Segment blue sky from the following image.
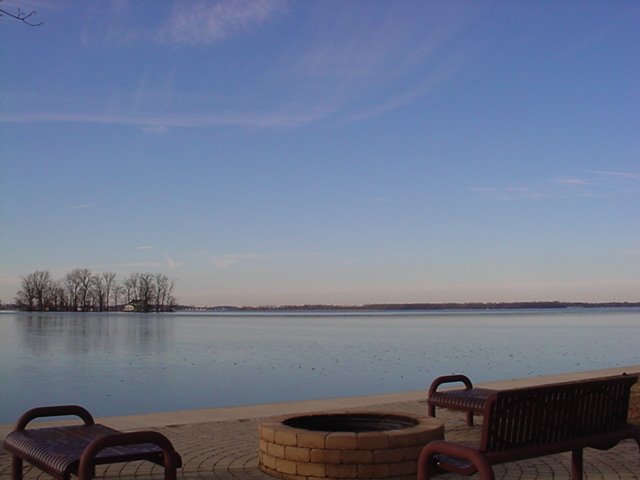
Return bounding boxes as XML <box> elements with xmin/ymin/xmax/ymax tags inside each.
<box><xmin>1</xmin><ymin>0</ymin><xmax>638</xmax><ymax>306</ymax></box>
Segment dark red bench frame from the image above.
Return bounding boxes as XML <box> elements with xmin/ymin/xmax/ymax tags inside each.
<box><xmin>3</xmin><ymin>405</ymin><xmax>182</xmax><ymax>480</ymax></box>
<box><xmin>418</xmin><ymin>373</ymin><xmax>640</xmax><ymax>480</ymax></box>
<box><xmin>427</xmin><ymin>374</ymin><xmax>496</xmax><ymax>426</ymax></box>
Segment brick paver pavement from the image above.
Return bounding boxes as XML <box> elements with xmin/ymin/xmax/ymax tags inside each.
<box><xmin>1</xmin><ymin>399</ymin><xmax>638</xmax><ymax>480</ymax></box>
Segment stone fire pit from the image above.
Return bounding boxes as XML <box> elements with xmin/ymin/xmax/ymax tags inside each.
<box><xmin>258</xmin><ymin>412</ymin><xmax>443</xmax><ymax>480</ymax></box>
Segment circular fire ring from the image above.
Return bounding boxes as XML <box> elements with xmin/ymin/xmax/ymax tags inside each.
<box><xmin>258</xmin><ymin>412</ymin><xmax>443</xmax><ymax>480</ymax></box>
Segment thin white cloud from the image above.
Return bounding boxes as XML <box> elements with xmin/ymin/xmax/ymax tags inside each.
<box><xmin>0</xmin><ymin>4</ymin><xmax>477</xmax><ymax>131</ymax></box>
<box><xmin>290</xmin><ymin>2</ymin><xmax>474</xmax><ymax>123</ymax></box>
<box><xmin>0</xmin><ymin>109</ymin><xmax>328</xmax><ymax>129</ymax></box>
<box><xmin>80</xmin><ymin>0</ymin><xmax>138</xmax><ymax>46</ymax></box>
<box><xmin>592</xmin><ymin>170</ymin><xmax>640</xmax><ymax>180</ymax></box>
<box><xmin>1</xmin><ymin>0</ymin><xmax>49</xmax><ymax>7</ymax></box>
<box><xmin>137</xmin><ymin>245</ymin><xmax>154</xmax><ymax>250</ymax></box>
<box><xmin>141</xmin><ymin>125</ymin><xmax>169</xmax><ymax>134</ymax></box>
<box><xmin>550</xmin><ymin>177</ymin><xmax>593</xmax><ymax>186</ymax></box>
<box><xmin>71</xmin><ymin>203</ymin><xmax>94</xmax><ymax>209</ymax></box>
<box><xmin>472</xmin><ymin>168</ymin><xmax>640</xmax><ymax>201</ymax></box>
<box><xmin>164</xmin><ymin>254</ymin><xmax>181</xmax><ymax>269</ymax></box>
<box><xmin>368</xmin><ymin>197</ymin><xmax>398</xmax><ymax>204</ymax></box>
<box><xmin>287</xmin><ymin>252</ymin><xmax>327</xmax><ymax>258</ymax></box>
<box><xmin>0</xmin><ymin>0</ymin><xmax>50</xmax><ymax>19</ymax></box>
<box><xmin>469</xmin><ymin>186</ymin><xmax>548</xmax><ymax>200</ymax></box>
<box><xmin>210</xmin><ymin>253</ymin><xmax>268</xmax><ymax>269</ymax></box>
<box><xmin>159</xmin><ymin>0</ymin><xmax>287</xmax><ymax>45</ymax></box>
<box><xmin>115</xmin><ymin>262</ymin><xmax>163</xmax><ymax>268</ymax></box>
<box><xmin>1</xmin><ymin>3</ymin><xmax>477</xmax><ymax>132</ymax></box>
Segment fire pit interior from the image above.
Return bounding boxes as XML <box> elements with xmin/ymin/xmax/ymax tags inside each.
<box><xmin>259</xmin><ymin>412</ymin><xmax>443</xmax><ymax>480</ymax></box>
<box><xmin>283</xmin><ymin>413</ymin><xmax>418</xmax><ymax>432</ymax></box>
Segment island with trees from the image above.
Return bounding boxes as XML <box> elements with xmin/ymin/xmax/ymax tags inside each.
<box><xmin>13</xmin><ymin>269</ymin><xmax>175</xmax><ymax>312</ymax></box>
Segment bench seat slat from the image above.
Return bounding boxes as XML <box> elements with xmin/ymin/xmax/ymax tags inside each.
<box><xmin>4</xmin><ymin>424</ymin><xmax>164</xmax><ymax>479</ymax></box>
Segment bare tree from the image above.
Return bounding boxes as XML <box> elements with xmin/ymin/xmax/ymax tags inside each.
<box><xmin>162</xmin><ymin>276</ymin><xmax>176</xmax><ymax>312</ymax></box>
<box><xmin>63</xmin><ymin>271</ymin><xmax>81</xmax><ymax>311</ymax></box>
<box><xmin>123</xmin><ymin>273</ymin><xmax>140</xmax><ymax>304</ymax></box>
<box><xmin>0</xmin><ymin>2</ymin><xmax>43</xmax><ymax>26</ymax></box>
<box><xmin>137</xmin><ymin>272</ymin><xmax>155</xmax><ymax>312</ymax></box>
<box><xmin>64</xmin><ymin>268</ymin><xmax>94</xmax><ymax>311</ymax></box>
<box><xmin>102</xmin><ymin>272</ymin><xmax>116</xmax><ymax>312</ymax></box>
<box><xmin>154</xmin><ymin>273</ymin><xmax>170</xmax><ymax>312</ymax></box>
<box><xmin>51</xmin><ymin>281</ymin><xmax>67</xmax><ymax>311</ymax></box>
<box><xmin>166</xmin><ymin>279</ymin><xmax>176</xmax><ymax>311</ymax></box>
<box><xmin>75</xmin><ymin>268</ymin><xmax>94</xmax><ymax>311</ymax></box>
<box><xmin>92</xmin><ymin>274</ymin><xmax>107</xmax><ymax>312</ymax></box>
<box><xmin>112</xmin><ymin>283</ymin><xmax>125</xmax><ymax>311</ymax></box>
<box><xmin>15</xmin><ymin>270</ymin><xmax>53</xmax><ymax>310</ymax></box>
<box><xmin>15</xmin><ymin>275</ymin><xmax>36</xmax><ymax>311</ymax></box>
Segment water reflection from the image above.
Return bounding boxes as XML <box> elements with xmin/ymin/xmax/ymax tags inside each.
<box><xmin>1</xmin><ymin>309</ymin><xmax>639</xmax><ymax>424</ymax></box>
<box><xmin>17</xmin><ymin>313</ymin><xmax>171</xmax><ymax>355</ymax></box>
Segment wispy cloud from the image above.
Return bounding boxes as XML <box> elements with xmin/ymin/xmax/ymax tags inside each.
<box><xmin>0</xmin><ymin>0</ymin><xmax>50</xmax><ymax>15</ymax></box>
<box><xmin>141</xmin><ymin>125</ymin><xmax>169</xmax><ymax>134</ymax></box>
<box><xmin>159</xmin><ymin>0</ymin><xmax>287</xmax><ymax>45</ymax></box>
<box><xmin>1</xmin><ymin>3</ymin><xmax>475</xmax><ymax>131</ymax></box>
<box><xmin>164</xmin><ymin>254</ymin><xmax>181</xmax><ymax>269</ymax></box>
<box><xmin>473</xmin><ymin>168</ymin><xmax>639</xmax><ymax>201</ymax></box>
<box><xmin>115</xmin><ymin>262</ymin><xmax>163</xmax><ymax>268</ymax></box>
<box><xmin>592</xmin><ymin>169</ymin><xmax>640</xmax><ymax>180</ymax></box>
<box><xmin>550</xmin><ymin>177</ymin><xmax>593</xmax><ymax>186</ymax></box>
<box><xmin>287</xmin><ymin>252</ymin><xmax>327</xmax><ymax>258</ymax></box>
<box><xmin>368</xmin><ymin>197</ymin><xmax>399</xmax><ymax>205</ymax></box>
<box><xmin>290</xmin><ymin>2</ymin><xmax>474</xmax><ymax>122</ymax></box>
<box><xmin>469</xmin><ymin>186</ymin><xmax>548</xmax><ymax>200</ymax></box>
<box><xmin>0</xmin><ymin>109</ymin><xmax>328</xmax><ymax>129</ymax></box>
<box><xmin>81</xmin><ymin>0</ymin><xmax>138</xmax><ymax>46</ymax></box>
<box><xmin>136</xmin><ymin>245</ymin><xmax>154</xmax><ymax>251</ymax></box>
<box><xmin>71</xmin><ymin>203</ymin><xmax>94</xmax><ymax>209</ymax></box>
<box><xmin>344</xmin><ymin>57</ymin><xmax>464</xmax><ymax>123</ymax></box>
<box><xmin>209</xmin><ymin>253</ymin><xmax>268</xmax><ymax>268</ymax></box>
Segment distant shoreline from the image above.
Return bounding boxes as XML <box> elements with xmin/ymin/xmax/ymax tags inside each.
<box><xmin>176</xmin><ymin>301</ymin><xmax>640</xmax><ymax>312</ymax></box>
<box><xmin>3</xmin><ymin>301</ymin><xmax>639</xmax><ymax>313</ymax></box>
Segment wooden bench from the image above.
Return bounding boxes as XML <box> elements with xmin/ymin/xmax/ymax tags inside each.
<box><xmin>427</xmin><ymin>374</ymin><xmax>496</xmax><ymax>426</ymax></box>
<box><xmin>418</xmin><ymin>373</ymin><xmax>640</xmax><ymax>480</ymax></box>
<box><xmin>3</xmin><ymin>405</ymin><xmax>182</xmax><ymax>480</ymax></box>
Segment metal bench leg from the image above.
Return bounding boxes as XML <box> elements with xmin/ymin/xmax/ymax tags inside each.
<box><xmin>164</xmin><ymin>464</ymin><xmax>177</xmax><ymax>480</ymax></box>
<box><xmin>466</xmin><ymin>410</ymin><xmax>474</xmax><ymax>426</ymax></box>
<box><xmin>11</xmin><ymin>456</ymin><xmax>23</xmax><ymax>480</ymax></box>
<box><xmin>571</xmin><ymin>448</ymin><xmax>583</xmax><ymax>480</ymax></box>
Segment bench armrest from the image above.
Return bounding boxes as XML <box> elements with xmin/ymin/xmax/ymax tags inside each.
<box><xmin>78</xmin><ymin>431</ymin><xmax>181</xmax><ymax>480</ymax></box>
<box><xmin>428</xmin><ymin>374</ymin><xmax>473</xmax><ymax>398</ymax></box>
<box><xmin>15</xmin><ymin>405</ymin><xmax>95</xmax><ymax>430</ymax></box>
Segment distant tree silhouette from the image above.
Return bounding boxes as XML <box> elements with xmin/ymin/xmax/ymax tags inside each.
<box><xmin>15</xmin><ymin>269</ymin><xmax>177</xmax><ymax>312</ymax></box>
<box><xmin>15</xmin><ymin>271</ymin><xmax>53</xmax><ymax>311</ymax></box>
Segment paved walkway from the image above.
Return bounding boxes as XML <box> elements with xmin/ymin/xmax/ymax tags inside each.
<box><xmin>2</xmin><ymin>366</ymin><xmax>639</xmax><ymax>479</ymax></box>
<box><xmin>2</xmin><ymin>400</ymin><xmax>639</xmax><ymax>480</ymax></box>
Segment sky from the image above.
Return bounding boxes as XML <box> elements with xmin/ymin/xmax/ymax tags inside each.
<box><xmin>0</xmin><ymin>1</ymin><xmax>638</xmax><ymax>307</ymax></box>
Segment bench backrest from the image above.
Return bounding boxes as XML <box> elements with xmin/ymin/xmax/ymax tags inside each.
<box><xmin>480</xmin><ymin>374</ymin><xmax>636</xmax><ymax>453</ymax></box>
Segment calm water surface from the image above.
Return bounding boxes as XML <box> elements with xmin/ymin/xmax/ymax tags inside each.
<box><xmin>1</xmin><ymin>308</ymin><xmax>639</xmax><ymax>424</ymax></box>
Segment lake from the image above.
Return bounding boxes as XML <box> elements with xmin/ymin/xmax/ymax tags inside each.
<box><xmin>1</xmin><ymin>308</ymin><xmax>639</xmax><ymax>424</ymax></box>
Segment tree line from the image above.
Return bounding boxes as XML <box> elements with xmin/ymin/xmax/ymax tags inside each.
<box><xmin>15</xmin><ymin>269</ymin><xmax>176</xmax><ymax>312</ymax></box>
